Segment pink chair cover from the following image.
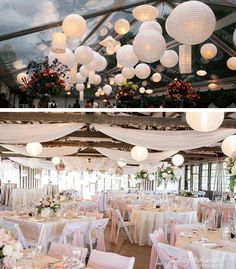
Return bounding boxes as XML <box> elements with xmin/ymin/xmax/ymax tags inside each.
<box><xmin>87</xmin><ymin>249</ymin><xmax>135</xmax><ymax>269</ymax></box>
<box><xmin>110</xmin><ymin>210</ymin><xmax>119</xmax><ymax>243</ymax></box>
<box><xmin>221</xmin><ymin>204</ymin><xmax>235</xmax><ymax>224</ymax></box>
<box><xmin>157</xmin><ymin>243</ymin><xmax>197</xmax><ymax>269</ymax></box>
<box><xmin>149</xmin><ymin>228</ymin><xmax>166</xmax><ymax>269</ymax></box>
<box><xmin>206</xmin><ymin>209</ymin><xmax>216</xmax><ymax>229</ymax></box>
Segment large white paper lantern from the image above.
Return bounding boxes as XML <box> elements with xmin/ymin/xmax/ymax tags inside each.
<box><xmin>139</xmin><ymin>21</ymin><xmax>162</xmax><ymax>34</ymax></box>
<box><xmin>52</xmin><ymin>156</ymin><xmax>61</xmax><ymax>165</ymax></box>
<box><xmin>227</xmin><ymin>57</ymin><xmax>236</xmax><ymax>71</ymax></box>
<box><xmin>114</xmin><ymin>19</ymin><xmax>130</xmax><ymax>35</ymax></box>
<box><xmin>200</xmin><ymin>43</ymin><xmax>217</xmax><ymax>59</ymax></box>
<box><xmin>28</xmin><ymin>158</ymin><xmax>40</xmax><ymax>169</ymax></box>
<box><xmin>75</xmin><ymin>83</ymin><xmax>85</xmax><ymax>92</ymax></box>
<box><xmin>131</xmin><ymin>146</ymin><xmax>148</xmax><ymax>162</ymax></box>
<box><xmin>160</xmin><ymin>50</ymin><xmax>179</xmax><ymax>68</ymax></box>
<box><xmin>103</xmin><ymin>85</ymin><xmax>112</xmax><ymax>95</ymax></box>
<box><xmin>221</xmin><ymin>135</ymin><xmax>236</xmax><ymax>157</ymax></box>
<box><xmin>80</xmin><ymin>66</ymin><xmax>89</xmax><ymax>77</ymax></box>
<box><xmin>122</xmin><ymin>67</ymin><xmax>135</xmax><ymax>79</ymax></box>
<box><xmin>172</xmin><ymin>154</ymin><xmax>184</xmax><ymax>166</ymax></box>
<box><xmin>117</xmin><ymin>161</ymin><xmax>126</xmax><ymax>167</ymax></box>
<box><xmin>165</xmin><ymin>1</ymin><xmax>216</xmax><ymax>45</ymax></box>
<box><xmin>133</xmin><ymin>30</ymin><xmax>166</xmax><ymax>63</ymax></box>
<box><xmin>179</xmin><ymin>45</ymin><xmax>192</xmax><ymax>74</ymax></box>
<box><xmin>76</xmin><ymin>72</ymin><xmax>86</xmax><ymax>83</ymax></box>
<box><xmin>74</xmin><ymin>46</ymin><xmax>93</xmax><ymax>65</ymax></box>
<box><xmin>51</xmin><ymin>32</ymin><xmax>67</xmax><ymax>53</ymax></box>
<box><xmin>114</xmin><ymin>74</ymin><xmax>126</xmax><ymax>85</ymax></box>
<box><xmin>152</xmin><ymin>73</ymin><xmax>161</xmax><ymax>82</ymax></box>
<box><xmin>116</xmin><ymin>45</ymin><xmax>139</xmax><ymax>67</ymax></box>
<box><xmin>233</xmin><ymin>29</ymin><xmax>236</xmax><ymax>46</ymax></box>
<box><xmin>186</xmin><ymin>111</ymin><xmax>224</xmax><ymax>132</ymax></box>
<box><xmin>132</xmin><ymin>5</ymin><xmax>159</xmax><ymax>21</ymax></box>
<box><xmin>26</xmin><ymin>142</ymin><xmax>43</xmax><ymax>156</ymax></box>
<box><xmin>135</xmin><ymin>63</ymin><xmax>151</xmax><ymax>79</ymax></box>
<box><xmin>48</xmin><ymin>48</ymin><xmax>76</xmax><ymax>68</ymax></box>
<box><xmin>84</xmin><ymin>52</ymin><xmax>107</xmax><ymax>72</ymax></box>
<box><xmin>16</xmin><ymin>73</ymin><xmax>29</xmax><ymax>86</ymax></box>
<box><xmin>62</xmin><ymin>14</ymin><xmax>87</xmax><ymax>38</ymax></box>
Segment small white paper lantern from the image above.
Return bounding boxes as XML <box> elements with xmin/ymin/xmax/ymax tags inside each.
<box><xmin>135</xmin><ymin>63</ymin><xmax>151</xmax><ymax>79</ymax></box>
<box><xmin>152</xmin><ymin>73</ymin><xmax>161</xmax><ymax>82</ymax></box>
<box><xmin>117</xmin><ymin>161</ymin><xmax>127</xmax><ymax>167</ymax></box>
<box><xmin>145</xmin><ymin>89</ymin><xmax>153</xmax><ymax>94</ymax></box>
<box><xmin>116</xmin><ymin>45</ymin><xmax>139</xmax><ymax>67</ymax></box>
<box><xmin>208</xmin><ymin>82</ymin><xmax>218</xmax><ymax>90</ymax></box>
<box><xmin>28</xmin><ymin>158</ymin><xmax>40</xmax><ymax>169</ymax></box>
<box><xmin>122</xmin><ymin>67</ymin><xmax>135</xmax><ymax>79</ymax></box>
<box><xmin>51</xmin><ymin>32</ymin><xmax>67</xmax><ymax>53</ymax></box>
<box><xmin>132</xmin><ymin>5</ymin><xmax>159</xmax><ymax>21</ymax></box>
<box><xmin>16</xmin><ymin>73</ymin><xmax>29</xmax><ymax>86</ymax></box>
<box><xmin>165</xmin><ymin>1</ymin><xmax>216</xmax><ymax>45</ymax></box>
<box><xmin>110</xmin><ymin>78</ymin><xmax>115</xmax><ymax>85</ymax></box>
<box><xmin>48</xmin><ymin>48</ymin><xmax>76</xmax><ymax>68</ymax></box>
<box><xmin>221</xmin><ymin>135</ymin><xmax>236</xmax><ymax>157</ymax></box>
<box><xmin>160</xmin><ymin>50</ymin><xmax>179</xmax><ymax>68</ymax></box>
<box><xmin>114</xmin><ymin>74</ymin><xmax>126</xmax><ymax>85</ymax></box>
<box><xmin>95</xmin><ymin>91</ymin><xmax>100</xmax><ymax>97</ymax></box>
<box><xmin>114</xmin><ymin>19</ymin><xmax>130</xmax><ymax>35</ymax></box>
<box><xmin>233</xmin><ymin>29</ymin><xmax>236</xmax><ymax>46</ymax></box>
<box><xmin>186</xmin><ymin>111</ymin><xmax>224</xmax><ymax>132</ymax></box>
<box><xmin>139</xmin><ymin>87</ymin><xmax>146</xmax><ymax>94</ymax></box>
<box><xmin>52</xmin><ymin>156</ymin><xmax>61</xmax><ymax>165</ymax></box>
<box><xmin>76</xmin><ymin>72</ymin><xmax>86</xmax><ymax>83</ymax></box>
<box><xmin>172</xmin><ymin>154</ymin><xmax>184</xmax><ymax>166</ymax></box>
<box><xmin>74</xmin><ymin>46</ymin><xmax>93</xmax><ymax>65</ymax></box>
<box><xmin>139</xmin><ymin>21</ymin><xmax>162</xmax><ymax>34</ymax></box>
<box><xmin>227</xmin><ymin>57</ymin><xmax>236</xmax><ymax>71</ymax></box>
<box><xmin>93</xmin><ymin>74</ymin><xmax>102</xmax><ymax>85</ymax></box>
<box><xmin>196</xmin><ymin>70</ymin><xmax>207</xmax><ymax>76</ymax></box>
<box><xmin>131</xmin><ymin>146</ymin><xmax>148</xmax><ymax>162</ymax></box>
<box><xmin>62</xmin><ymin>14</ymin><xmax>87</xmax><ymax>38</ymax></box>
<box><xmin>26</xmin><ymin>142</ymin><xmax>43</xmax><ymax>156</ymax></box>
<box><xmin>133</xmin><ymin>30</ymin><xmax>166</xmax><ymax>63</ymax></box>
<box><xmin>80</xmin><ymin>66</ymin><xmax>89</xmax><ymax>77</ymax></box>
<box><xmin>200</xmin><ymin>43</ymin><xmax>217</xmax><ymax>59</ymax></box>
<box><xmin>179</xmin><ymin>44</ymin><xmax>192</xmax><ymax>74</ymax></box>
<box><xmin>103</xmin><ymin>85</ymin><xmax>112</xmax><ymax>95</ymax></box>
<box><xmin>76</xmin><ymin>83</ymin><xmax>85</xmax><ymax>92</ymax></box>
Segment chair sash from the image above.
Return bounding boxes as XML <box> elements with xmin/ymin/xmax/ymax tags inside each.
<box><xmin>96</xmin><ymin>224</ymin><xmax>106</xmax><ymax>251</ymax></box>
<box><xmin>72</xmin><ymin>229</ymin><xmax>85</xmax><ymax>248</ymax></box>
<box><xmin>110</xmin><ymin>212</ymin><xmax>118</xmax><ymax>243</ymax></box>
<box><xmin>158</xmin><ymin>247</ymin><xmax>179</xmax><ymax>269</ymax></box>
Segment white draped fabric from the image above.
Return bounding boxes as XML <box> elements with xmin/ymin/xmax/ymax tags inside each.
<box><xmin>94</xmin><ymin>147</ymin><xmax>177</xmax><ymax>165</ymax></box>
<box><xmin>92</xmin><ymin>124</ymin><xmax>236</xmax><ymax>150</ymax></box>
<box><xmin>0</xmin><ymin>123</ymin><xmax>84</xmax><ymax>143</ymax></box>
<box><xmin>2</xmin><ymin>145</ymin><xmax>79</xmax><ymax>157</ymax></box>
<box><xmin>9</xmin><ymin>157</ymin><xmax>55</xmax><ymax>170</ymax></box>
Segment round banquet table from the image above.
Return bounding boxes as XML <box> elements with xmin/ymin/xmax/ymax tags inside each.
<box><xmin>130</xmin><ymin>208</ymin><xmax>198</xmax><ymax>246</ymax></box>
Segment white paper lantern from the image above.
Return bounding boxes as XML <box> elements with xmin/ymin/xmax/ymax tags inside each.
<box><xmin>139</xmin><ymin>21</ymin><xmax>162</xmax><ymax>34</ymax></box>
<box><xmin>179</xmin><ymin>45</ymin><xmax>192</xmax><ymax>74</ymax></box>
<box><xmin>51</xmin><ymin>32</ymin><xmax>67</xmax><ymax>53</ymax></box>
<box><xmin>75</xmin><ymin>83</ymin><xmax>85</xmax><ymax>92</ymax></box>
<box><xmin>110</xmin><ymin>78</ymin><xmax>115</xmax><ymax>85</ymax></box>
<box><xmin>92</xmin><ymin>74</ymin><xmax>102</xmax><ymax>85</ymax></box>
<box><xmin>116</xmin><ymin>45</ymin><xmax>139</xmax><ymax>67</ymax></box>
<box><xmin>67</xmin><ymin>37</ymin><xmax>80</xmax><ymax>51</ymax></box>
<box><xmin>160</xmin><ymin>50</ymin><xmax>179</xmax><ymax>68</ymax></box>
<box><xmin>103</xmin><ymin>85</ymin><xmax>112</xmax><ymax>95</ymax></box>
<box><xmin>233</xmin><ymin>29</ymin><xmax>236</xmax><ymax>46</ymax></box>
<box><xmin>172</xmin><ymin>154</ymin><xmax>184</xmax><ymax>166</ymax></box>
<box><xmin>26</xmin><ymin>142</ymin><xmax>43</xmax><ymax>156</ymax></box>
<box><xmin>62</xmin><ymin>14</ymin><xmax>87</xmax><ymax>38</ymax></box>
<box><xmin>117</xmin><ymin>161</ymin><xmax>127</xmax><ymax>167</ymax></box>
<box><xmin>66</xmin><ymin>64</ymin><xmax>77</xmax><ymax>84</ymax></box>
<box><xmin>196</xmin><ymin>70</ymin><xmax>207</xmax><ymax>76</ymax></box>
<box><xmin>114</xmin><ymin>74</ymin><xmax>126</xmax><ymax>85</ymax></box>
<box><xmin>227</xmin><ymin>57</ymin><xmax>236</xmax><ymax>70</ymax></box>
<box><xmin>221</xmin><ymin>135</ymin><xmax>236</xmax><ymax>157</ymax></box>
<box><xmin>145</xmin><ymin>89</ymin><xmax>153</xmax><ymax>94</ymax></box>
<box><xmin>133</xmin><ymin>30</ymin><xmax>166</xmax><ymax>63</ymax></box>
<box><xmin>96</xmin><ymin>56</ymin><xmax>107</xmax><ymax>72</ymax></box>
<box><xmin>165</xmin><ymin>1</ymin><xmax>216</xmax><ymax>45</ymax></box>
<box><xmin>84</xmin><ymin>52</ymin><xmax>107</xmax><ymax>71</ymax></box>
<box><xmin>139</xmin><ymin>87</ymin><xmax>146</xmax><ymax>94</ymax></box>
<box><xmin>200</xmin><ymin>43</ymin><xmax>217</xmax><ymax>59</ymax></box>
<box><xmin>114</xmin><ymin>19</ymin><xmax>130</xmax><ymax>35</ymax></box>
<box><xmin>132</xmin><ymin>5</ymin><xmax>159</xmax><ymax>21</ymax></box>
<box><xmin>208</xmin><ymin>83</ymin><xmax>218</xmax><ymax>90</ymax></box>
<box><xmin>135</xmin><ymin>63</ymin><xmax>151</xmax><ymax>79</ymax></box>
<box><xmin>122</xmin><ymin>67</ymin><xmax>135</xmax><ymax>79</ymax></box>
<box><xmin>152</xmin><ymin>72</ymin><xmax>161</xmax><ymax>82</ymax></box>
<box><xmin>16</xmin><ymin>73</ymin><xmax>29</xmax><ymax>86</ymax></box>
<box><xmin>28</xmin><ymin>158</ymin><xmax>40</xmax><ymax>169</ymax></box>
<box><xmin>80</xmin><ymin>66</ymin><xmax>89</xmax><ymax>77</ymax></box>
<box><xmin>95</xmin><ymin>91</ymin><xmax>100</xmax><ymax>97</ymax></box>
<box><xmin>106</xmin><ymin>46</ymin><xmax>116</xmax><ymax>55</ymax></box>
<box><xmin>131</xmin><ymin>146</ymin><xmax>148</xmax><ymax>162</ymax></box>
<box><xmin>74</xmin><ymin>46</ymin><xmax>93</xmax><ymax>65</ymax></box>
<box><xmin>100</xmin><ymin>27</ymin><xmax>108</xmax><ymax>37</ymax></box>
<box><xmin>48</xmin><ymin>48</ymin><xmax>76</xmax><ymax>68</ymax></box>
<box><xmin>52</xmin><ymin>156</ymin><xmax>61</xmax><ymax>165</ymax></box>
<box><xmin>76</xmin><ymin>72</ymin><xmax>86</xmax><ymax>83</ymax></box>
<box><xmin>186</xmin><ymin>111</ymin><xmax>224</xmax><ymax>132</ymax></box>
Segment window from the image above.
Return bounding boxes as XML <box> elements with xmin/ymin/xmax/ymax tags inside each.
<box><xmin>192</xmin><ymin>165</ymin><xmax>199</xmax><ymax>191</ymax></box>
<box><xmin>201</xmin><ymin>164</ymin><xmax>208</xmax><ymax>190</ymax></box>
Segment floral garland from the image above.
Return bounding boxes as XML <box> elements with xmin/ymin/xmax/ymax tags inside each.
<box><xmin>225</xmin><ymin>157</ymin><xmax>236</xmax><ymax>191</ymax></box>
<box><xmin>156</xmin><ymin>165</ymin><xmax>177</xmax><ymax>186</ymax></box>
<box><xmin>0</xmin><ymin>227</ymin><xmax>22</xmax><ymax>267</ymax></box>
<box><xmin>26</xmin><ymin>58</ymin><xmax>69</xmax><ymax>96</ymax></box>
<box><xmin>166</xmin><ymin>79</ymin><xmax>200</xmax><ymax>101</ymax></box>
<box><xmin>116</xmin><ymin>81</ymin><xmax>138</xmax><ymax>99</ymax></box>
<box><xmin>35</xmin><ymin>197</ymin><xmax>61</xmax><ymax>215</ymax></box>
<box><xmin>135</xmin><ymin>169</ymin><xmax>149</xmax><ymax>181</ymax></box>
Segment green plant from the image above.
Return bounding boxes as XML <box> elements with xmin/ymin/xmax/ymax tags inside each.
<box><xmin>135</xmin><ymin>169</ymin><xmax>149</xmax><ymax>181</ymax></box>
<box><xmin>156</xmin><ymin>165</ymin><xmax>177</xmax><ymax>186</ymax></box>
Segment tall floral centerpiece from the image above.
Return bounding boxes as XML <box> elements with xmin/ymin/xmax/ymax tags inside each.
<box><xmin>225</xmin><ymin>157</ymin><xmax>236</xmax><ymax>191</ymax></box>
<box><xmin>0</xmin><ymin>227</ymin><xmax>22</xmax><ymax>267</ymax></box>
<box><xmin>135</xmin><ymin>169</ymin><xmax>149</xmax><ymax>182</ymax></box>
<box><xmin>156</xmin><ymin>165</ymin><xmax>177</xmax><ymax>188</ymax></box>
<box><xmin>36</xmin><ymin>197</ymin><xmax>61</xmax><ymax>218</ymax></box>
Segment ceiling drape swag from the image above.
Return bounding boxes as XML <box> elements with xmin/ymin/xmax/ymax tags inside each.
<box><xmin>9</xmin><ymin>157</ymin><xmax>55</xmax><ymax>170</ymax></box>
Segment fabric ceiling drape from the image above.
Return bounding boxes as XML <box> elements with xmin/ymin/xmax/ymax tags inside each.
<box><xmin>9</xmin><ymin>157</ymin><xmax>55</xmax><ymax>170</ymax></box>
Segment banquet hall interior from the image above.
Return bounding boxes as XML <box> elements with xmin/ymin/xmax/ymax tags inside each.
<box><xmin>0</xmin><ymin>0</ymin><xmax>235</xmax><ymax>108</ymax></box>
<box><xmin>0</xmin><ymin>111</ymin><xmax>235</xmax><ymax>269</ymax></box>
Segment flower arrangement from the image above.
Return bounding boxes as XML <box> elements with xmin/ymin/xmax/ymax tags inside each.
<box><xmin>166</xmin><ymin>79</ymin><xmax>200</xmax><ymax>101</ymax></box>
<box><xmin>26</xmin><ymin>58</ymin><xmax>69</xmax><ymax>96</ymax></box>
<box><xmin>35</xmin><ymin>197</ymin><xmax>61</xmax><ymax>215</ymax></box>
<box><xmin>156</xmin><ymin>165</ymin><xmax>177</xmax><ymax>186</ymax></box>
<box><xmin>57</xmin><ymin>191</ymin><xmax>72</xmax><ymax>202</ymax></box>
<box><xmin>0</xmin><ymin>227</ymin><xmax>22</xmax><ymax>267</ymax></box>
<box><xmin>225</xmin><ymin>157</ymin><xmax>236</xmax><ymax>191</ymax></box>
<box><xmin>116</xmin><ymin>81</ymin><xmax>138</xmax><ymax>99</ymax></box>
<box><xmin>135</xmin><ymin>169</ymin><xmax>149</xmax><ymax>181</ymax></box>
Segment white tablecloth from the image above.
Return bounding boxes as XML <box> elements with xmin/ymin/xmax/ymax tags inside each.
<box><xmin>12</xmin><ymin>189</ymin><xmax>44</xmax><ymax>209</ymax></box>
<box><xmin>130</xmin><ymin>208</ymin><xmax>198</xmax><ymax>246</ymax></box>
<box><xmin>176</xmin><ymin>197</ymin><xmax>210</xmax><ymax>210</ymax></box>
<box><xmin>176</xmin><ymin>230</ymin><xmax>236</xmax><ymax>269</ymax></box>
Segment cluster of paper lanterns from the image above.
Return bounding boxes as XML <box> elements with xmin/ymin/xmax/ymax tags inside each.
<box><xmin>95</xmin><ymin>85</ymin><xmax>112</xmax><ymax>97</ymax></box>
<box><xmin>139</xmin><ymin>87</ymin><xmax>153</xmax><ymax>95</ymax></box>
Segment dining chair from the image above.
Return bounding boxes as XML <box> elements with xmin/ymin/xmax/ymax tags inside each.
<box><xmin>157</xmin><ymin>242</ymin><xmax>197</xmax><ymax>269</ymax></box>
<box><xmin>149</xmin><ymin>228</ymin><xmax>166</xmax><ymax>269</ymax></box>
<box><xmin>59</xmin><ymin>220</ymin><xmax>89</xmax><ymax>248</ymax></box>
<box><xmin>87</xmin><ymin>249</ymin><xmax>135</xmax><ymax>269</ymax></box>
<box><xmin>48</xmin><ymin>242</ymin><xmax>88</xmax><ymax>263</ymax></box>
<box><xmin>221</xmin><ymin>204</ymin><xmax>235</xmax><ymax>225</ymax></box>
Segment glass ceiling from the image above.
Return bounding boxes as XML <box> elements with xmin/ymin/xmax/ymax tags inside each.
<box><xmin>0</xmin><ymin>0</ymin><xmax>235</xmax><ymax>93</ymax></box>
